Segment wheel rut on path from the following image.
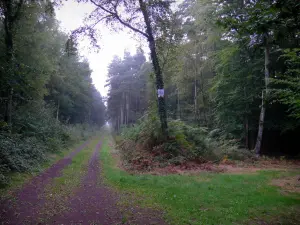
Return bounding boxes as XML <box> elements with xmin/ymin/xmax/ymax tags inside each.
<box><xmin>49</xmin><ymin>141</ymin><xmax>122</xmax><ymax>224</ymax></box>
<box><xmin>50</xmin><ymin>140</ymin><xmax>166</xmax><ymax>225</ymax></box>
<box><xmin>0</xmin><ymin>141</ymin><xmax>90</xmax><ymax>224</ymax></box>
<box><xmin>1</xmin><ymin>138</ymin><xmax>166</xmax><ymax>225</ymax></box>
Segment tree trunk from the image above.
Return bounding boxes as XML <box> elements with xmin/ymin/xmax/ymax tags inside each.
<box><xmin>194</xmin><ymin>74</ymin><xmax>197</xmax><ymax>122</ymax></box>
<box><xmin>177</xmin><ymin>89</ymin><xmax>180</xmax><ymax>120</ymax></box>
<box><xmin>245</xmin><ymin>116</ymin><xmax>249</xmax><ymax>149</ymax></box>
<box><xmin>120</xmin><ymin>93</ymin><xmax>124</xmax><ymax>126</ymax></box>
<box><xmin>116</xmin><ymin>117</ymin><xmax>118</xmax><ymax>131</ymax></box>
<box><xmin>8</xmin><ymin>88</ymin><xmax>13</xmax><ymax>127</ymax></box>
<box><xmin>138</xmin><ymin>0</ymin><xmax>168</xmax><ymax>136</ymax></box>
<box><xmin>3</xmin><ymin>0</ymin><xmax>14</xmax><ymax>126</ymax></box>
<box><xmin>254</xmin><ymin>36</ymin><xmax>270</xmax><ymax>155</ymax></box>
<box><xmin>56</xmin><ymin>99</ymin><xmax>60</xmax><ymax>121</ymax></box>
<box><xmin>199</xmin><ymin>71</ymin><xmax>208</xmax><ymax>126</ymax></box>
<box><xmin>255</xmin><ymin>94</ymin><xmax>265</xmax><ymax>154</ymax></box>
<box><xmin>2</xmin><ymin>0</ymin><xmax>23</xmax><ymax>127</ymax></box>
<box><xmin>123</xmin><ymin>93</ymin><xmax>127</xmax><ymax>125</ymax></box>
<box><xmin>135</xmin><ymin>95</ymin><xmax>138</xmax><ymax>117</ymax></box>
<box><xmin>244</xmin><ymin>86</ymin><xmax>249</xmax><ymax>149</ymax></box>
<box><xmin>126</xmin><ymin>93</ymin><xmax>130</xmax><ymax>125</ymax></box>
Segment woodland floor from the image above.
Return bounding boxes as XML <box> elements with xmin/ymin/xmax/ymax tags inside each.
<box><xmin>0</xmin><ymin>128</ymin><xmax>300</xmax><ymax>225</ymax></box>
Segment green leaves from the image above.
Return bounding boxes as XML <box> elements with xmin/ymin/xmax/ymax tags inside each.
<box><xmin>270</xmin><ymin>49</ymin><xmax>300</xmax><ymax>124</ymax></box>
<box><xmin>106</xmin><ymin>51</ymin><xmax>149</xmax><ymax>131</ymax></box>
<box><xmin>0</xmin><ymin>1</ymin><xmax>106</xmax><ymax>185</ymax></box>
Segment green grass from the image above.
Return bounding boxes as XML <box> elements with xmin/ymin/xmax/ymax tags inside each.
<box><xmin>45</xmin><ymin>137</ymin><xmax>101</xmax><ymax>198</ymax></box>
<box><xmin>46</xmin><ymin>139</ymin><xmax>97</xmax><ymax>195</ymax></box>
<box><xmin>101</xmin><ymin>135</ymin><xmax>300</xmax><ymax>225</ymax></box>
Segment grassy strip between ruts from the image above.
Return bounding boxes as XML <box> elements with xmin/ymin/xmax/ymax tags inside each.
<box><xmin>100</xmin><ymin>134</ymin><xmax>300</xmax><ymax>225</ymax></box>
<box><xmin>0</xmin><ymin>139</ymin><xmax>90</xmax><ymax>198</ymax></box>
<box><xmin>37</xmin><ymin>137</ymin><xmax>102</xmax><ymax>223</ymax></box>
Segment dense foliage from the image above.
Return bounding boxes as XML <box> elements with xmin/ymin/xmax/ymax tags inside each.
<box><xmin>106</xmin><ymin>50</ymin><xmax>151</xmax><ymax>131</ymax></box>
<box><xmin>1</xmin><ymin>0</ymin><xmax>299</xmax><ymax>182</ymax></box>
<box><xmin>0</xmin><ymin>1</ymin><xmax>106</xmax><ymax>185</ymax></box>
<box><xmin>106</xmin><ymin>0</ymin><xmax>300</xmax><ymax>163</ymax></box>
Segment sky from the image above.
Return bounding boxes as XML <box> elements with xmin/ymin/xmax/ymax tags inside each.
<box><xmin>55</xmin><ymin>1</ymin><xmax>146</xmax><ymax>97</ymax></box>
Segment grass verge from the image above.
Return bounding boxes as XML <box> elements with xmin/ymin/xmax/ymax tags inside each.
<box><xmin>101</xmin><ymin>134</ymin><xmax>300</xmax><ymax>225</ymax></box>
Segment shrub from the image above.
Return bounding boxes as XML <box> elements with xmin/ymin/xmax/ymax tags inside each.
<box><xmin>13</xmin><ymin>102</ymin><xmax>71</xmax><ymax>148</ymax></box>
<box><xmin>66</xmin><ymin>123</ymin><xmax>97</xmax><ymax>142</ymax></box>
<box><xmin>0</xmin><ymin>133</ymin><xmax>47</xmax><ymax>185</ymax></box>
<box><xmin>213</xmin><ymin>141</ymin><xmax>255</xmax><ymax>161</ymax></box>
<box><xmin>120</xmin><ymin>124</ymin><xmax>143</xmax><ymax>142</ymax></box>
<box><xmin>121</xmin><ymin>111</ymin><xmax>163</xmax><ymax>147</ymax></box>
<box><xmin>119</xmin><ymin>116</ymin><xmax>255</xmax><ymax>169</ymax></box>
<box><xmin>120</xmin><ymin>118</ymin><xmax>212</xmax><ymax>166</ymax></box>
<box><xmin>0</xmin><ymin>101</ymin><xmax>99</xmax><ymax>186</ymax></box>
<box><xmin>168</xmin><ymin>120</ymin><xmax>210</xmax><ymax>158</ymax></box>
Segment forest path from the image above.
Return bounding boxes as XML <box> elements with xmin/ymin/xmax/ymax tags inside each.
<box><xmin>0</xmin><ymin>133</ymin><xmax>165</xmax><ymax>225</ymax></box>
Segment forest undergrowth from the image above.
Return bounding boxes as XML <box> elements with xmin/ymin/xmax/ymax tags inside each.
<box><xmin>116</xmin><ymin>111</ymin><xmax>300</xmax><ymax>174</ymax></box>
<box><xmin>117</xmin><ymin>111</ymin><xmax>252</xmax><ymax>171</ymax></box>
<box><xmin>0</xmin><ymin>102</ymin><xmax>101</xmax><ymax>187</ymax></box>
<box><xmin>103</xmin><ymin>130</ymin><xmax>300</xmax><ymax>225</ymax></box>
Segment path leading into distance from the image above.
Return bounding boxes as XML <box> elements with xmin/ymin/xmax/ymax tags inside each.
<box><xmin>0</xmin><ymin>135</ymin><xmax>165</xmax><ymax>225</ymax></box>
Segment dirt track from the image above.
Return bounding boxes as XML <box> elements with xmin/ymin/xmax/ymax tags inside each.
<box><xmin>0</xmin><ymin>138</ymin><xmax>165</xmax><ymax>225</ymax></box>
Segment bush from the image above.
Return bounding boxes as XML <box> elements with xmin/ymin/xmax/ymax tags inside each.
<box><xmin>119</xmin><ymin>118</ymin><xmax>211</xmax><ymax>166</ymax></box>
<box><xmin>0</xmin><ymin>133</ymin><xmax>47</xmax><ymax>185</ymax></box>
<box><xmin>212</xmin><ymin>140</ymin><xmax>255</xmax><ymax>161</ymax></box>
<box><xmin>13</xmin><ymin>102</ymin><xmax>71</xmax><ymax>148</ymax></box>
<box><xmin>0</xmin><ymin>101</ymin><xmax>99</xmax><ymax>186</ymax></box>
<box><xmin>121</xmin><ymin>111</ymin><xmax>163</xmax><ymax>147</ymax></box>
<box><xmin>120</xmin><ymin>124</ymin><xmax>143</xmax><ymax>142</ymax></box>
<box><xmin>168</xmin><ymin>120</ymin><xmax>210</xmax><ymax>158</ymax></box>
<box><xmin>119</xmin><ymin>117</ymin><xmax>255</xmax><ymax>169</ymax></box>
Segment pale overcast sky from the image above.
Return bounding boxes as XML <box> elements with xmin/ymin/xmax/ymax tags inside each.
<box><xmin>55</xmin><ymin>1</ymin><xmax>146</xmax><ymax>96</ymax></box>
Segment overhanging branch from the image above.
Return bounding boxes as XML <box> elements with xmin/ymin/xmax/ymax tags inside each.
<box><xmin>89</xmin><ymin>0</ymin><xmax>149</xmax><ymax>39</ymax></box>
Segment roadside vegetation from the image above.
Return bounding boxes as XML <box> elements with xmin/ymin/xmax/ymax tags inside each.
<box><xmin>105</xmin><ymin>0</ymin><xmax>300</xmax><ymax>166</ymax></box>
<box><xmin>0</xmin><ymin>138</ymin><xmax>87</xmax><ymax>198</ymax></box>
<box><xmin>0</xmin><ymin>2</ymin><xmax>106</xmax><ymax>187</ymax></box>
<box><xmin>118</xmin><ymin>113</ymin><xmax>255</xmax><ymax>171</ymax></box>
<box><xmin>103</xmin><ymin>2</ymin><xmax>300</xmax><ymax>199</ymax></box>
<box><xmin>0</xmin><ymin>0</ymin><xmax>299</xmax><ymax>224</ymax></box>
<box><xmin>102</xmin><ymin>133</ymin><xmax>300</xmax><ymax>225</ymax></box>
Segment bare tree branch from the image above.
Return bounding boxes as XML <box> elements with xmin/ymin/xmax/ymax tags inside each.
<box><xmin>91</xmin><ymin>14</ymin><xmax>113</xmax><ymax>28</ymax></box>
<box><xmin>89</xmin><ymin>0</ymin><xmax>149</xmax><ymax>38</ymax></box>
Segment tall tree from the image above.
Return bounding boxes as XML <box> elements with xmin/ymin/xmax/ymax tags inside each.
<box><xmin>0</xmin><ymin>0</ymin><xmax>24</xmax><ymax>126</ymax></box>
<box><xmin>76</xmin><ymin>0</ymin><xmax>173</xmax><ymax>136</ymax></box>
<box><xmin>218</xmin><ymin>0</ymin><xmax>300</xmax><ymax>154</ymax></box>
<box><xmin>106</xmin><ymin>51</ymin><xmax>149</xmax><ymax>131</ymax></box>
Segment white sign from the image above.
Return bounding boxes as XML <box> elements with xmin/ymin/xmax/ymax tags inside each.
<box><xmin>157</xmin><ymin>89</ymin><xmax>164</xmax><ymax>97</ymax></box>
